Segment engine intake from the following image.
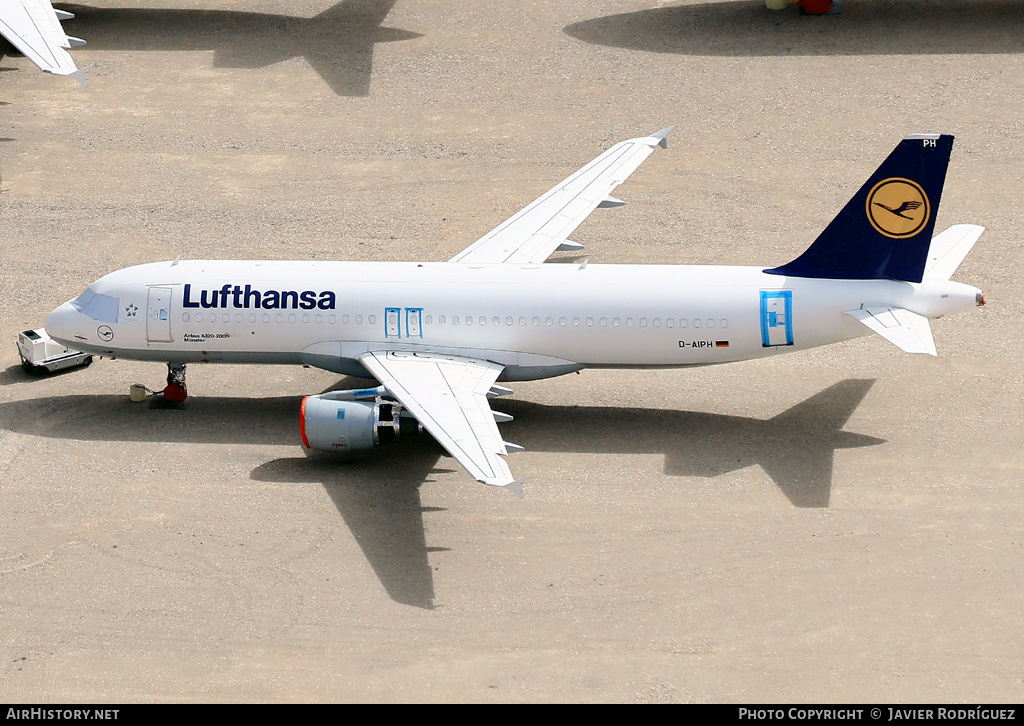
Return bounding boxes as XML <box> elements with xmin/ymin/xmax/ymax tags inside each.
<box><xmin>300</xmin><ymin>394</ymin><xmax>420</xmax><ymax>452</ymax></box>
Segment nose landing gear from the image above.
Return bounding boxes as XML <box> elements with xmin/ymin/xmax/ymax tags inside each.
<box><xmin>152</xmin><ymin>363</ymin><xmax>188</xmax><ymax>408</ymax></box>
<box><xmin>164</xmin><ymin>363</ymin><xmax>187</xmax><ymax>401</ymax></box>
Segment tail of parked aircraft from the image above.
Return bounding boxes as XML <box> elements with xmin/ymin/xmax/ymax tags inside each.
<box><xmin>767</xmin><ymin>134</ymin><xmax>954</xmax><ymax>283</ymax></box>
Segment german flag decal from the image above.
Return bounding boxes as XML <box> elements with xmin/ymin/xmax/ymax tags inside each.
<box><xmin>716</xmin><ymin>341</ymin><xmax>730</xmax><ymax>348</ymax></box>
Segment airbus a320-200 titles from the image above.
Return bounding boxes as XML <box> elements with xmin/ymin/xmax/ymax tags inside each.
<box><xmin>45</xmin><ymin>129</ymin><xmax>986</xmax><ymax>498</ymax></box>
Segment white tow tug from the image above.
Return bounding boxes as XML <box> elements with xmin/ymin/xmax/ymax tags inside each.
<box><xmin>17</xmin><ymin>328</ymin><xmax>92</xmax><ymax>374</ymax></box>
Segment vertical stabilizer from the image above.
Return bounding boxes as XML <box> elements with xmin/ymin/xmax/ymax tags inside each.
<box><xmin>767</xmin><ymin>134</ymin><xmax>954</xmax><ymax>283</ymax></box>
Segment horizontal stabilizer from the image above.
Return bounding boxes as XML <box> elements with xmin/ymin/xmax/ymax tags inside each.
<box><xmin>925</xmin><ymin>224</ymin><xmax>984</xmax><ymax>281</ymax></box>
<box><xmin>846</xmin><ymin>307</ymin><xmax>937</xmax><ymax>356</ymax></box>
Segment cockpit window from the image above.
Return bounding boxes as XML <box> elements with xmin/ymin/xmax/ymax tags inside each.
<box><xmin>71</xmin><ymin>287</ymin><xmax>120</xmax><ymax>323</ymax></box>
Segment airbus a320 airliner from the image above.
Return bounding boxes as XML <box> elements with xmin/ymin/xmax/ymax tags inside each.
<box><xmin>45</xmin><ymin>129</ymin><xmax>986</xmax><ymax>498</ymax></box>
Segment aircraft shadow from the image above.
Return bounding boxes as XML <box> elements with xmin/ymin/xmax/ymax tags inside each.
<box><xmin>35</xmin><ymin>1</ymin><xmax>423</xmax><ymax>95</ymax></box>
<box><xmin>500</xmin><ymin>377</ymin><xmax>883</xmax><ymax>508</ymax></box>
<box><xmin>252</xmin><ymin>446</ymin><xmax>452</xmax><ymax>610</ymax></box>
<box><xmin>564</xmin><ymin>0</ymin><xmax>1024</xmax><ymax>56</ymax></box>
<box><xmin>0</xmin><ymin>378</ymin><xmax>882</xmax><ymax>606</ymax></box>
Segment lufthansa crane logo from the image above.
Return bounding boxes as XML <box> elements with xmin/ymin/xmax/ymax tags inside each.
<box><xmin>866</xmin><ymin>177</ymin><xmax>930</xmax><ymax>239</ymax></box>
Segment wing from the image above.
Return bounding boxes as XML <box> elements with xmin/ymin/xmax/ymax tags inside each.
<box><xmin>358</xmin><ymin>350</ymin><xmax>525</xmax><ymax>498</ymax></box>
<box><xmin>449</xmin><ymin>127</ymin><xmax>673</xmax><ymax>265</ymax></box>
<box><xmin>0</xmin><ymin>0</ymin><xmax>90</xmax><ymax>85</ymax></box>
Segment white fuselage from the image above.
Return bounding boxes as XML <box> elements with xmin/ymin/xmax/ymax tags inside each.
<box><xmin>45</xmin><ymin>260</ymin><xmax>980</xmax><ymax>381</ymax></box>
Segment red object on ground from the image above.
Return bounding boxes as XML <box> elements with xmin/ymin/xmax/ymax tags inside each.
<box><xmin>162</xmin><ymin>382</ymin><xmax>188</xmax><ymax>403</ymax></box>
<box><xmin>801</xmin><ymin>0</ymin><xmax>832</xmax><ymax>13</ymax></box>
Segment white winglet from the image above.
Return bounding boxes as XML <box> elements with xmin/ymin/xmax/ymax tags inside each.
<box><xmin>65</xmin><ymin>63</ymin><xmax>92</xmax><ymax>88</ymax></box>
<box><xmin>495</xmin><ymin>477</ymin><xmax>529</xmax><ymax>500</ymax></box>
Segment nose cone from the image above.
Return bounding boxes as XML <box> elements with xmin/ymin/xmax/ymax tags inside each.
<box><xmin>45</xmin><ymin>302</ymin><xmax>78</xmax><ymax>347</ymax></box>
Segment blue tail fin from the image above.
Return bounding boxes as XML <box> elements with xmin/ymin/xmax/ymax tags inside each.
<box><xmin>766</xmin><ymin>134</ymin><xmax>954</xmax><ymax>283</ymax></box>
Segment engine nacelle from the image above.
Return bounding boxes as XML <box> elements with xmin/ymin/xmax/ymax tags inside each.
<box><xmin>300</xmin><ymin>394</ymin><xmax>420</xmax><ymax>452</ymax></box>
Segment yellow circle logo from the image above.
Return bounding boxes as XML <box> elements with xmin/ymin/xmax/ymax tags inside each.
<box><xmin>866</xmin><ymin>177</ymin><xmax>930</xmax><ymax>239</ymax></box>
